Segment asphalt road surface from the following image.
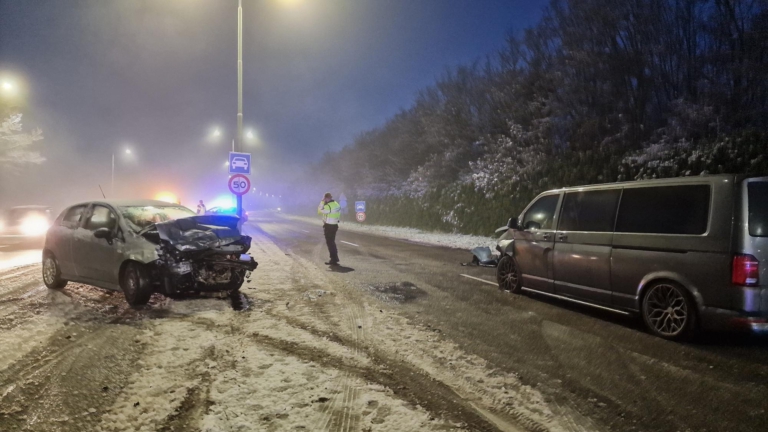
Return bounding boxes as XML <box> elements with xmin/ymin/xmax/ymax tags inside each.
<box><xmin>255</xmin><ymin>214</ymin><xmax>768</xmax><ymax>432</ymax></box>
<box><xmin>0</xmin><ymin>238</ymin><xmax>43</xmax><ymax>271</ymax></box>
<box><xmin>0</xmin><ymin>213</ymin><xmax>766</xmax><ymax>432</ymax></box>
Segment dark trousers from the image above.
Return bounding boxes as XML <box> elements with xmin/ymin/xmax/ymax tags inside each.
<box><xmin>323</xmin><ymin>223</ymin><xmax>339</xmax><ymax>263</ymax></box>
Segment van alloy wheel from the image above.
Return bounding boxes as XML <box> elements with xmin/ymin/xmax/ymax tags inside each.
<box><xmin>496</xmin><ymin>256</ymin><xmax>521</xmax><ymax>293</ymax></box>
<box><xmin>643</xmin><ymin>283</ymin><xmax>689</xmax><ymax>338</ymax></box>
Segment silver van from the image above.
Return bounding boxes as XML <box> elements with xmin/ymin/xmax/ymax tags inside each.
<box><xmin>496</xmin><ymin>175</ymin><xmax>767</xmax><ymax>340</ymax></box>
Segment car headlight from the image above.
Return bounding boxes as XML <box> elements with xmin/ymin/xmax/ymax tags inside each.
<box><xmin>20</xmin><ymin>216</ymin><xmax>50</xmax><ymax>236</ymax></box>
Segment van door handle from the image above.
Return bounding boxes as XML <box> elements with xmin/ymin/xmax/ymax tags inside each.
<box><xmin>558</xmin><ymin>233</ymin><xmax>567</xmax><ymax>242</ymax></box>
<box><xmin>542</xmin><ymin>233</ymin><xmax>551</xmax><ymax>241</ymax></box>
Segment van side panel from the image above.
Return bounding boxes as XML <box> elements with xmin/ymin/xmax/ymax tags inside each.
<box><xmin>610</xmin><ymin>177</ymin><xmax>734</xmax><ymax>311</ymax></box>
<box><xmin>610</xmin><ymin>249</ymin><xmax>731</xmax><ymax>310</ymax></box>
<box><xmin>734</xmin><ymin>177</ymin><xmax>768</xmax><ymax>315</ymax></box>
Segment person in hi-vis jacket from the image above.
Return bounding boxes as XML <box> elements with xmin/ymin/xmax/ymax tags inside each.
<box><xmin>317</xmin><ymin>192</ymin><xmax>341</xmax><ymax>265</ymax></box>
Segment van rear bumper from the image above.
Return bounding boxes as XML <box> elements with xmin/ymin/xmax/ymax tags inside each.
<box><xmin>700</xmin><ymin>308</ymin><xmax>768</xmax><ymax>332</ymax></box>
<box><xmin>699</xmin><ymin>286</ymin><xmax>768</xmax><ymax>332</ymax></box>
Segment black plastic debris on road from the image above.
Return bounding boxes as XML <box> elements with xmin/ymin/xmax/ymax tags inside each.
<box><xmin>365</xmin><ymin>281</ymin><xmax>427</xmax><ymax>304</ymax></box>
<box><xmin>461</xmin><ymin>246</ymin><xmax>499</xmax><ymax>267</ymax></box>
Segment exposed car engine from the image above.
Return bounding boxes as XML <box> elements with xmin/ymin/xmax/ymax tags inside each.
<box><xmin>140</xmin><ymin>215</ymin><xmax>258</xmax><ymax>295</ymax></box>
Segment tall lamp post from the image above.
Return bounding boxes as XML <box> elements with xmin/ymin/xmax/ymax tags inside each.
<box><xmin>111</xmin><ymin>148</ymin><xmax>132</xmax><ymax>197</ymax></box>
<box><xmin>235</xmin><ymin>0</ymin><xmax>244</xmax><ymax>218</ymax></box>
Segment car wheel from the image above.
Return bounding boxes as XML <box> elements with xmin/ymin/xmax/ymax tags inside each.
<box><xmin>224</xmin><ymin>270</ymin><xmax>245</xmax><ymax>292</ymax></box>
<box><xmin>641</xmin><ymin>282</ymin><xmax>696</xmax><ymax>340</ymax></box>
<box><xmin>42</xmin><ymin>253</ymin><xmax>67</xmax><ymax>289</ymax></box>
<box><xmin>121</xmin><ymin>262</ymin><xmax>152</xmax><ymax>307</ymax></box>
<box><xmin>496</xmin><ymin>255</ymin><xmax>521</xmax><ymax>293</ymax></box>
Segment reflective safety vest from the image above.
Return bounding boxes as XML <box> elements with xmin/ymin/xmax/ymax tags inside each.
<box><xmin>318</xmin><ymin>200</ymin><xmax>341</xmax><ymax>224</ymax></box>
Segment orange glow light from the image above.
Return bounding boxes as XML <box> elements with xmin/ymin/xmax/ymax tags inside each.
<box><xmin>154</xmin><ymin>192</ymin><xmax>179</xmax><ymax>204</ymax></box>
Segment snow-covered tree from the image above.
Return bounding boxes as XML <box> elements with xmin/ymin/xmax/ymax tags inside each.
<box><xmin>0</xmin><ymin>113</ymin><xmax>44</xmax><ymax>170</ymax></box>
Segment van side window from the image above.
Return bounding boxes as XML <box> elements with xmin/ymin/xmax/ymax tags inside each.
<box><xmin>615</xmin><ymin>185</ymin><xmax>710</xmax><ymax>235</ymax></box>
<box><xmin>61</xmin><ymin>205</ymin><xmax>86</xmax><ymax>228</ymax></box>
<box><xmin>748</xmin><ymin>182</ymin><xmax>768</xmax><ymax>237</ymax></box>
<box><xmin>522</xmin><ymin>195</ymin><xmax>559</xmax><ymax>230</ymax></box>
<box><xmin>559</xmin><ymin>190</ymin><xmax>621</xmax><ymax>232</ymax></box>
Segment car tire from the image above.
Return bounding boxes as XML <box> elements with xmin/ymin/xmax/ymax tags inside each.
<box><xmin>224</xmin><ymin>271</ymin><xmax>244</xmax><ymax>292</ymax></box>
<box><xmin>42</xmin><ymin>253</ymin><xmax>67</xmax><ymax>289</ymax></box>
<box><xmin>496</xmin><ymin>255</ymin><xmax>521</xmax><ymax>293</ymax></box>
<box><xmin>121</xmin><ymin>262</ymin><xmax>152</xmax><ymax>307</ymax></box>
<box><xmin>641</xmin><ymin>281</ymin><xmax>697</xmax><ymax>341</ymax></box>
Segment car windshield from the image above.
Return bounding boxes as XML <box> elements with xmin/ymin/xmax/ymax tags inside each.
<box><xmin>120</xmin><ymin>205</ymin><xmax>195</xmax><ymax>232</ymax></box>
<box><xmin>748</xmin><ymin>182</ymin><xmax>768</xmax><ymax>237</ymax></box>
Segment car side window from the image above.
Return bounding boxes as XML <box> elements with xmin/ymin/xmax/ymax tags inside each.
<box><xmin>85</xmin><ymin>206</ymin><xmax>117</xmax><ymax>231</ymax></box>
<box><xmin>521</xmin><ymin>194</ymin><xmax>559</xmax><ymax>230</ymax></box>
<box><xmin>559</xmin><ymin>189</ymin><xmax>621</xmax><ymax>232</ymax></box>
<box><xmin>61</xmin><ymin>205</ymin><xmax>86</xmax><ymax>228</ymax></box>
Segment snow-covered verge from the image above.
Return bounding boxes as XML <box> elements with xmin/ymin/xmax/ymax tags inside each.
<box><xmin>285</xmin><ymin>214</ymin><xmax>499</xmax><ymax>251</ymax></box>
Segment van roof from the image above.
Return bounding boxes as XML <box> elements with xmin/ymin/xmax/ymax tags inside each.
<box><xmin>547</xmin><ymin>174</ymin><xmax>739</xmax><ymax>194</ymax></box>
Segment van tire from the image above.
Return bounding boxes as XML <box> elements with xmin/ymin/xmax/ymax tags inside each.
<box><xmin>497</xmin><ymin>255</ymin><xmax>522</xmax><ymax>293</ymax></box>
<box><xmin>641</xmin><ymin>281</ymin><xmax>697</xmax><ymax>340</ymax></box>
<box><xmin>121</xmin><ymin>262</ymin><xmax>152</xmax><ymax>307</ymax></box>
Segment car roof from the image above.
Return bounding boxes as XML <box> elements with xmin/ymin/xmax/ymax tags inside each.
<box><xmin>66</xmin><ymin>199</ymin><xmax>185</xmax><ymax>208</ymax></box>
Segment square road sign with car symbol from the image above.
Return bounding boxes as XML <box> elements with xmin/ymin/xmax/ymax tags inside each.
<box><xmin>355</xmin><ymin>201</ymin><xmax>366</xmax><ymax>212</ymax></box>
<box><xmin>229</xmin><ymin>152</ymin><xmax>251</xmax><ymax>175</ymax></box>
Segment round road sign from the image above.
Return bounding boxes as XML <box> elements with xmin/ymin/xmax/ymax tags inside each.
<box><xmin>355</xmin><ymin>212</ymin><xmax>366</xmax><ymax>222</ymax></box>
<box><xmin>228</xmin><ymin>174</ymin><xmax>251</xmax><ymax>196</ymax></box>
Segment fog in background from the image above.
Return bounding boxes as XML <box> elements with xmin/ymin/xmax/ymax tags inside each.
<box><xmin>0</xmin><ymin>0</ymin><xmax>542</xmax><ymax>213</ymax></box>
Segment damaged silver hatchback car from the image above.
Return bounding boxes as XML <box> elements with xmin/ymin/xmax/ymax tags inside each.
<box><xmin>42</xmin><ymin>200</ymin><xmax>258</xmax><ymax>306</ymax></box>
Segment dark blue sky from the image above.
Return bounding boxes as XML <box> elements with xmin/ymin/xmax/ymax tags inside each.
<box><xmin>0</xmin><ymin>0</ymin><xmax>545</xmax><ymax>207</ymax></box>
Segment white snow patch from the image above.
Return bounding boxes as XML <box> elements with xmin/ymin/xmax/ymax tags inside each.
<box><xmin>285</xmin><ymin>215</ymin><xmax>498</xmax><ymax>251</ymax></box>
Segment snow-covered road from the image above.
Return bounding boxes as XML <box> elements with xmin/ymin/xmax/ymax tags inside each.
<box><xmin>0</xmin><ymin>230</ymin><xmax>574</xmax><ymax>432</ymax></box>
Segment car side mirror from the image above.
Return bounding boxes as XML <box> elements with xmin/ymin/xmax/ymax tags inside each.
<box><xmin>93</xmin><ymin>227</ymin><xmax>113</xmax><ymax>241</ymax></box>
<box><xmin>524</xmin><ymin>220</ymin><xmax>541</xmax><ymax>231</ymax></box>
<box><xmin>507</xmin><ymin>218</ymin><xmax>519</xmax><ymax>230</ymax></box>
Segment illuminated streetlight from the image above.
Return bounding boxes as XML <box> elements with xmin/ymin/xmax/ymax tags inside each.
<box><xmin>246</xmin><ymin>130</ymin><xmax>254</xmax><ymax>139</ymax></box>
<box><xmin>1</xmin><ymin>81</ymin><xmax>13</xmax><ymax>91</ymax></box>
<box><xmin>112</xmin><ymin>146</ymin><xmax>137</xmax><ymax>197</ymax></box>
<box><xmin>213</xmin><ymin>128</ymin><xmax>221</xmax><ymax>137</ymax></box>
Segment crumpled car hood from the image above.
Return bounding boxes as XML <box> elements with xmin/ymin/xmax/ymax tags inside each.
<box><xmin>150</xmin><ymin>215</ymin><xmax>243</xmax><ymax>251</ymax></box>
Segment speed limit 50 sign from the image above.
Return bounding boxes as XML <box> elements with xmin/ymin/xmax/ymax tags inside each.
<box><xmin>228</xmin><ymin>174</ymin><xmax>251</xmax><ymax>196</ymax></box>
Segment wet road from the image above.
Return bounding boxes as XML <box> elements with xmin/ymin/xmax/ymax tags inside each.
<box><xmin>0</xmin><ymin>239</ymin><xmax>42</xmax><ymax>271</ymax></box>
<box><xmin>255</xmin><ymin>214</ymin><xmax>768</xmax><ymax>432</ymax></box>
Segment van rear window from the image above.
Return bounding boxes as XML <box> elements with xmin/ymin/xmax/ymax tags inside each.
<box><xmin>615</xmin><ymin>185</ymin><xmax>710</xmax><ymax>235</ymax></box>
<box><xmin>748</xmin><ymin>182</ymin><xmax>768</xmax><ymax>237</ymax></box>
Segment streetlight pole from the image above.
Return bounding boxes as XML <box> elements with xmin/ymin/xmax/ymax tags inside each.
<box><xmin>236</xmin><ymin>0</ymin><xmax>244</xmax><ymax>218</ymax></box>
<box><xmin>111</xmin><ymin>153</ymin><xmax>115</xmax><ymax>197</ymax></box>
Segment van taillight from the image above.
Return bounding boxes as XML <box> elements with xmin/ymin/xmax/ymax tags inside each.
<box><xmin>732</xmin><ymin>254</ymin><xmax>760</xmax><ymax>286</ymax></box>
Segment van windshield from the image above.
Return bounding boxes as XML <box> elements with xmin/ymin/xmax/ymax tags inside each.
<box><xmin>748</xmin><ymin>182</ymin><xmax>768</xmax><ymax>237</ymax></box>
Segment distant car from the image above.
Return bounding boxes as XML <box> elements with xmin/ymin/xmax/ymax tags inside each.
<box><xmin>231</xmin><ymin>157</ymin><xmax>248</xmax><ymax>170</ymax></box>
<box><xmin>0</xmin><ymin>206</ymin><xmax>53</xmax><ymax>238</ymax></box>
<box><xmin>207</xmin><ymin>206</ymin><xmax>237</xmax><ymax>215</ymax></box>
<box><xmin>207</xmin><ymin>207</ymin><xmax>248</xmax><ymax>228</ymax></box>
<box><xmin>42</xmin><ymin>200</ymin><xmax>258</xmax><ymax>306</ymax></box>
<box><xmin>496</xmin><ymin>175</ymin><xmax>767</xmax><ymax>340</ymax></box>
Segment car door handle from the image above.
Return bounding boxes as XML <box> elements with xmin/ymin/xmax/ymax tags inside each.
<box><xmin>558</xmin><ymin>233</ymin><xmax>567</xmax><ymax>241</ymax></box>
<box><xmin>542</xmin><ymin>233</ymin><xmax>551</xmax><ymax>241</ymax></box>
